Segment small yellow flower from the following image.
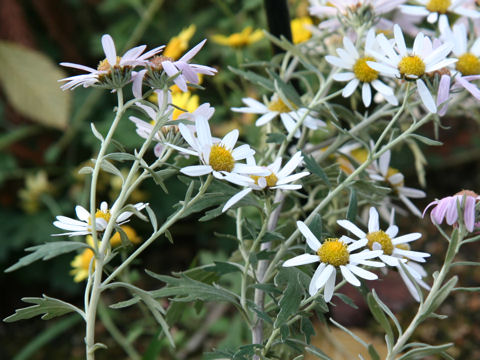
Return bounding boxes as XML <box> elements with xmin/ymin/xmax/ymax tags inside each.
<box><xmin>110</xmin><ymin>225</ymin><xmax>142</xmax><ymax>247</ymax></box>
<box><xmin>164</xmin><ymin>24</ymin><xmax>196</xmax><ymax>60</ymax></box>
<box><xmin>211</xmin><ymin>26</ymin><xmax>263</xmax><ymax>48</ymax></box>
<box><xmin>70</xmin><ymin>236</ymin><xmax>96</xmax><ymax>283</ymax></box>
<box><xmin>18</xmin><ymin>171</ymin><xmax>53</xmax><ymax>213</ymax></box>
<box><xmin>291</xmin><ymin>17</ymin><xmax>313</xmax><ymax>44</ymax></box>
<box><xmin>148</xmin><ymin>91</ymin><xmax>200</xmax><ymax>120</ymax></box>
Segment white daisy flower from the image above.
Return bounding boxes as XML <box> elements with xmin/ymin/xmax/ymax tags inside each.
<box><xmin>400</xmin><ymin>0</ymin><xmax>480</xmax><ymax>24</ymax></box>
<box><xmin>168</xmin><ymin>115</ymin><xmax>266</xmax><ymax>179</ymax></box>
<box><xmin>231</xmin><ymin>96</ymin><xmax>326</xmax><ymax>138</ymax></box>
<box><xmin>367</xmin><ymin>24</ymin><xmax>456</xmax><ymax>113</ymax></box>
<box><xmin>59</xmin><ymin>34</ymin><xmax>163</xmax><ymax>90</ymax></box>
<box><xmin>439</xmin><ymin>18</ymin><xmax>480</xmax><ymax>76</ymax></box>
<box><xmin>283</xmin><ymin>220</ymin><xmax>385</xmax><ymax>302</ymax></box>
<box><xmin>221</xmin><ymin>152</ymin><xmax>310</xmax><ymax>212</ymax></box>
<box><xmin>339</xmin><ymin>207</ymin><xmax>430</xmax><ymax>301</ymax></box>
<box><xmin>369</xmin><ymin>150</ymin><xmax>426</xmax><ymax>217</ymax></box>
<box><xmin>326</xmin><ymin>29</ymin><xmax>398</xmax><ymax>107</ymax></box>
<box><xmin>53</xmin><ymin>201</ymin><xmax>147</xmax><ymax>237</ymax></box>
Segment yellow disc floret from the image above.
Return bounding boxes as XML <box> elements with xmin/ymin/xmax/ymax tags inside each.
<box><xmin>398</xmin><ymin>55</ymin><xmax>426</xmax><ymax>78</ymax></box>
<box><xmin>317</xmin><ymin>238</ymin><xmax>350</xmax><ymax>266</ymax></box>
<box><xmin>456</xmin><ymin>53</ymin><xmax>480</xmax><ymax>76</ymax></box>
<box><xmin>353</xmin><ymin>56</ymin><xmax>378</xmax><ymax>82</ymax></box>
<box><xmin>97</xmin><ymin>56</ymin><xmax>122</xmax><ymax>71</ymax></box>
<box><xmin>426</xmin><ymin>0</ymin><xmax>451</xmax><ymax>13</ymax></box>
<box><xmin>209</xmin><ymin>144</ymin><xmax>235</xmax><ymax>172</ymax></box>
<box><xmin>251</xmin><ymin>173</ymin><xmax>279</xmax><ymax>188</ymax></box>
<box><xmin>268</xmin><ymin>97</ymin><xmax>296</xmax><ymax>113</ymax></box>
<box><xmin>366</xmin><ymin>230</ymin><xmax>394</xmax><ymax>255</ymax></box>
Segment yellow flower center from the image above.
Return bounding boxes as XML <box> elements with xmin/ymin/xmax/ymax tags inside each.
<box><xmin>367</xmin><ymin>230</ymin><xmax>394</xmax><ymax>255</ymax></box>
<box><xmin>395</xmin><ymin>243</ymin><xmax>411</xmax><ymax>251</ymax></box>
<box><xmin>209</xmin><ymin>144</ymin><xmax>235</xmax><ymax>172</ymax></box>
<box><xmin>148</xmin><ymin>55</ymin><xmax>174</xmax><ymax>71</ymax></box>
<box><xmin>250</xmin><ymin>173</ymin><xmax>279</xmax><ymax>188</ymax></box>
<box><xmin>353</xmin><ymin>56</ymin><xmax>378</xmax><ymax>82</ymax></box>
<box><xmin>88</xmin><ymin>208</ymin><xmax>111</xmax><ymax>226</ymax></box>
<box><xmin>317</xmin><ymin>238</ymin><xmax>350</xmax><ymax>266</ymax></box>
<box><xmin>386</xmin><ymin>167</ymin><xmax>404</xmax><ymax>188</ymax></box>
<box><xmin>398</xmin><ymin>55</ymin><xmax>425</xmax><ymax>78</ymax></box>
<box><xmin>456</xmin><ymin>53</ymin><xmax>480</xmax><ymax>76</ymax></box>
<box><xmin>426</xmin><ymin>0</ymin><xmax>451</xmax><ymax>13</ymax></box>
<box><xmin>268</xmin><ymin>97</ymin><xmax>296</xmax><ymax>113</ymax></box>
<box><xmin>97</xmin><ymin>56</ymin><xmax>122</xmax><ymax>71</ymax></box>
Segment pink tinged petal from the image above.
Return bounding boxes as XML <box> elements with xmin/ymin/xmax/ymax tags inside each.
<box><xmin>222</xmin><ymin>188</ymin><xmax>253</xmax><ymax>212</ymax></box>
<box><xmin>437</xmin><ymin>75</ymin><xmax>451</xmax><ymax>116</ymax></box>
<box><xmin>347</xmin><ymin>238</ymin><xmax>368</xmax><ymax>252</ymax></box>
<box><xmin>368</xmin><ymin>207</ymin><xmax>380</xmax><ymax>233</ymax></box>
<box><xmin>457</xmin><ymin>77</ymin><xmax>480</xmax><ymax>100</ymax></box>
<box><xmin>464</xmin><ymin>196</ymin><xmax>476</xmax><ymax>232</ymax></box>
<box><xmin>277</xmin><ymin>152</ymin><xmax>303</xmax><ymax>178</ymax></box>
<box><xmin>347</xmin><ymin>264</ymin><xmax>378</xmax><ymax>281</ymax></box>
<box><xmin>336</xmin><ymin>219</ymin><xmax>366</xmax><ymax>239</ymax></box>
<box><xmin>386</xmin><ymin>225</ymin><xmax>399</xmax><ymax>238</ymax></box>
<box><xmin>255</xmin><ymin>112</ymin><xmax>278</xmax><ymax>126</ymax></box>
<box><xmin>320</xmin><ymin>266</ymin><xmax>336</xmax><ymax>302</ymax></box>
<box><xmin>333</xmin><ymin>72</ymin><xmax>356</xmax><ymax>82</ymax></box>
<box><xmin>392</xmin><ymin>232</ymin><xmax>422</xmax><ymax>245</ymax></box>
<box><xmin>342</xmin><ymin>79</ymin><xmax>359</xmax><ymax>97</ymax></box>
<box><xmin>297</xmin><ymin>221</ymin><xmax>321</xmax><ymax>252</ymax></box>
<box><xmin>446</xmin><ymin>197</ymin><xmax>459</xmax><ymax>225</ymax></box>
<box><xmin>75</xmin><ymin>205</ymin><xmax>90</xmax><ymax>221</ymax></box>
<box><xmin>416</xmin><ymin>79</ymin><xmax>437</xmax><ymax>113</ymax></box>
<box><xmin>180</xmin><ymin>165</ymin><xmax>213</xmax><ymax>176</ymax></box>
<box><xmin>221</xmin><ymin>129</ymin><xmax>239</xmax><ymax>150</ymax></box>
<box><xmin>188</xmin><ymin>64</ymin><xmax>217</xmax><ymax>76</ymax></box>
<box><xmin>283</xmin><ymin>253</ymin><xmax>319</xmax><ymax>267</ymax></box>
<box><xmin>309</xmin><ymin>263</ymin><xmax>326</xmax><ymax>296</ymax></box>
<box><xmin>154</xmin><ymin>143</ymin><xmax>164</xmax><ymax>157</ymax></box>
<box><xmin>362</xmin><ymin>83</ymin><xmax>372</xmax><ymax>107</ymax></box>
<box><xmin>101</xmin><ymin>34</ymin><xmax>117</xmax><ymax>66</ymax></box>
<box><xmin>176</xmin><ymin>61</ymin><xmax>199</xmax><ymax>83</ymax></box>
<box><xmin>137</xmin><ymin>45</ymin><xmax>165</xmax><ymax>61</ymax></box>
<box><xmin>121</xmin><ymin>45</ymin><xmax>147</xmax><ymax>63</ymax></box>
<box><xmin>179</xmin><ymin>39</ymin><xmax>206</xmax><ymax>63</ymax></box>
<box><xmin>232</xmin><ymin>144</ymin><xmax>255</xmax><ymax>160</ymax></box>
<box><xmin>132</xmin><ymin>69</ymin><xmax>147</xmax><ymax>99</ymax></box>
<box><xmin>60</xmin><ymin>62</ymin><xmax>97</xmax><ymax>73</ymax></box>
<box><xmin>430</xmin><ymin>199</ymin><xmax>447</xmax><ymax>223</ymax></box>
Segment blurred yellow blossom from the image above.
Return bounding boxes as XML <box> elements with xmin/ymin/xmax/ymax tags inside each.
<box><xmin>109</xmin><ymin>225</ymin><xmax>142</xmax><ymax>247</ymax></box>
<box><xmin>18</xmin><ymin>171</ymin><xmax>53</xmax><ymax>213</ymax></box>
<box><xmin>211</xmin><ymin>26</ymin><xmax>264</xmax><ymax>48</ymax></box>
<box><xmin>164</xmin><ymin>24</ymin><xmax>196</xmax><ymax>60</ymax></box>
<box><xmin>291</xmin><ymin>17</ymin><xmax>313</xmax><ymax>44</ymax></box>
<box><xmin>148</xmin><ymin>91</ymin><xmax>200</xmax><ymax>120</ymax></box>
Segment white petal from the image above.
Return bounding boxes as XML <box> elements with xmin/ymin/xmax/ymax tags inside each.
<box><xmin>333</xmin><ymin>72</ymin><xmax>356</xmax><ymax>82</ymax></box>
<box><xmin>196</xmin><ymin>116</ymin><xmax>213</xmax><ymax>148</ymax></box>
<box><xmin>180</xmin><ymin>165</ymin><xmax>212</xmax><ymax>176</ymax></box>
<box><xmin>101</xmin><ymin>34</ymin><xmax>117</xmax><ymax>66</ymax></box>
<box><xmin>342</xmin><ymin>79</ymin><xmax>359</xmax><ymax>97</ymax></box>
<box><xmin>232</xmin><ymin>144</ymin><xmax>255</xmax><ymax>160</ymax></box>
<box><xmin>347</xmin><ymin>264</ymin><xmax>378</xmax><ymax>280</ymax></box>
<box><xmin>297</xmin><ymin>221</ymin><xmax>321</xmax><ymax>252</ymax></box>
<box><xmin>323</xmin><ymin>269</ymin><xmax>336</xmax><ymax>302</ymax></box>
<box><xmin>416</xmin><ymin>79</ymin><xmax>437</xmax><ymax>113</ymax></box>
<box><xmin>336</xmin><ymin>219</ymin><xmax>366</xmax><ymax>239</ymax></box>
<box><xmin>340</xmin><ymin>265</ymin><xmax>361</xmax><ymax>286</ymax></box>
<box><xmin>255</xmin><ymin>112</ymin><xmax>278</xmax><ymax>126</ymax></box>
<box><xmin>283</xmin><ymin>253</ymin><xmax>319</xmax><ymax>267</ymax></box>
<box><xmin>362</xmin><ymin>82</ymin><xmax>372</xmax><ymax>107</ymax></box>
<box><xmin>392</xmin><ymin>232</ymin><xmax>422</xmax><ymax>245</ymax></box>
<box><xmin>347</xmin><ymin>238</ymin><xmax>368</xmax><ymax>252</ymax></box>
<box><xmin>220</xmin><ymin>129</ymin><xmax>239</xmax><ymax>150</ymax></box>
<box><xmin>368</xmin><ymin>207</ymin><xmax>380</xmax><ymax>233</ymax></box>
<box><xmin>222</xmin><ymin>188</ymin><xmax>253</xmax><ymax>212</ymax></box>
<box><xmin>276</xmin><ymin>172</ymin><xmax>310</xmax><ymax>185</ymax></box>
<box><xmin>75</xmin><ymin>205</ymin><xmax>90</xmax><ymax>221</ymax></box>
<box><xmin>277</xmin><ymin>152</ymin><xmax>303</xmax><ymax>178</ymax></box>
<box><xmin>309</xmin><ymin>263</ymin><xmax>326</xmax><ymax>296</ymax></box>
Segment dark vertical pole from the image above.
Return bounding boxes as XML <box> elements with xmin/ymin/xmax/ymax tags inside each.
<box><xmin>263</xmin><ymin>0</ymin><xmax>292</xmax><ymax>54</ymax></box>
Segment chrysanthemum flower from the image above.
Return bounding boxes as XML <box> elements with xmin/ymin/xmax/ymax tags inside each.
<box><xmin>168</xmin><ymin>114</ymin><xmax>265</xmax><ymax>179</ymax></box>
<box><xmin>423</xmin><ymin>190</ymin><xmax>480</xmax><ymax>232</ymax></box>
<box><xmin>367</xmin><ymin>24</ymin><xmax>456</xmax><ymax>113</ymax></box>
<box><xmin>369</xmin><ymin>149</ymin><xmax>426</xmax><ymax>217</ymax></box>
<box><xmin>326</xmin><ymin>29</ymin><xmax>397</xmax><ymax>107</ymax></box>
<box><xmin>400</xmin><ymin>0</ymin><xmax>480</xmax><ymax>24</ymax></box>
<box><xmin>338</xmin><ymin>207</ymin><xmax>430</xmax><ymax>300</ymax></box>
<box><xmin>53</xmin><ymin>201</ymin><xmax>147</xmax><ymax>237</ymax></box>
<box><xmin>211</xmin><ymin>26</ymin><xmax>264</xmax><ymax>48</ymax></box>
<box><xmin>231</xmin><ymin>96</ymin><xmax>326</xmax><ymax>138</ymax></box>
<box><xmin>163</xmin><ymin>24</ymin><xmax>196</xmax><ymax>60</ymax></box>
<box><xmin>291</xmin><ymin>17</ymin><xmax>313</xmax><ymax>44</ymax></box>
<box><xmin>283</xmin><ymin>220</ymin><xmax>384</xmax><ymax>302</ymax></box>
<box><xmin>221</xmin><ymin>152</ymin><xmax>310</xmax><ymax>212</ymax></box>
<box><xmin>59</xmin><ymin>34</ymin><xmax>163</xmax><ymax>90</ymax></box>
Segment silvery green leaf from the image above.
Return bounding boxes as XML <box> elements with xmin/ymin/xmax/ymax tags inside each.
<box><xmin>78</xmin><ymin>166</ymin><xmax>94</xmax><ymax>175</ymax></box>
<box><xmin>305</xmin><ymin>345</ymin><xmax>332</xmax><ymax>360</ymax></box>
<box><xmin>228</xmin><ymin>66</ymin><xmax>274</xmax><ymax>91</ymax></box>
<box><xmin>274</xmin><ymin>272</ymin><xmax>303</xmax><ymax>328</ymax></box>
<box><xmin>266</xmin><ymin>132</ymin><xmax>287</xmax><ymax>144</ymax></box>
<box><xmin>104</xmin><ymin>152</ymin><xmax>136</xmax><ymax>162</ymax></box>
<box><xmin>204</xmin><ymin>261</ymin><xmax>243</xmax><ymax>275</ymax></box>
<box><xmin>409</xmin><ymin>134</ymin><xmax>443</xmax><ymax>146</ymax></box>
<box><xmin>164</xmin><ymin>229</ymin><xmax>174</xmax><ymax>244</ymax></box>
<box><xmin>4</xmin><ymin>295</ymin><xmax>85</xmax><ymax>322</ymax></box>
<box><xmin>372</xmin><ymin>289</ymin><xmax>402</xmax><ymax>336</ymax></box>
<box><xmin>5</xmin><ymin>241</ymin><xmax>90</xmax><ymax>272</ymax></box>
<box><xmin>397</xmin><ymin>343</ymin><xmax>453</xmax><ymax>360</ymax></box>
<box><xmin>99</xmin><ymin>159</ymin><xmax>124</xmax><ymax>180</ymax></box>
<box><xmin>330</xmin><ymin>317</ymin><xmax>369</xmax><ymax>348</ymax></box>
<box><xmin>302</xmin><ymin>153</ymin><xmax>331</xmax><ymax>187</ymax></box>
<box><xmin>145</xmin><ymin>204</ymin><xmax>158</xmax><ymax>232</ymax></box>
<box><xmin>90</xmin><ymin>122</ymin><xmax>104</xmax><ymax>142</ymax></box>
<box><xmin>301</xmin><ymin>317</ymin><xmax>315</xmax><ymax>344</ymax></box>
<box><xmin>368</xmin><ymin>344</ymin><xmax>381</xmax><ymax>360</ymax></box>
<box><xmin>367</xmin><ymin>292</ymin><xmax>395</xmax><ymax>346</ymax></box>
<box><xmin>423</xmin><ymin>276</ymin><xmax>457</xmax><ymax>318</ymax></box>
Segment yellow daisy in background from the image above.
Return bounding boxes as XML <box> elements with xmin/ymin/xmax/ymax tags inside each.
<box><xmin>211</xmin><ymin>26</ymin><xmax>263</xmax><ymax>48</ymax></box>
<box><xmin>148</xmin><ymin>91</ymin><xmax>200</xmax><ymax>120</ymax></box>
<box><xmin>163</xmin><ymin>24</ymin><xmax>196</xmax><ymax>60</ymax></box>
<box><xmin>291</xmin><ymin>16</ymin><xmax>313</xmax><ymax>44</ymax></box>
<box><xmin>109</xmin><ymin>225</ymin><xmax>142</xmax><ymax>247</ymax></box>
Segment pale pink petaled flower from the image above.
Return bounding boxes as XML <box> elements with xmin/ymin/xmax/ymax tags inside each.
<box><xmin>283</xmin><ymin>220</ymin><xmax>385</xmax><ymax>302</ymax></box>
<box><xmin>53</xmin><ymin>202</ymin><xmax>147</xmax><ymax>237</ymax></box>
<box><xmin>436</xmin><ymin>74</ymin><xmax>451</xmax><ymax>116</ymax></box>
<box><xmin>59</xmin><ymin>34</ymin><xmax>164</xmax><ymax>90</ymax></box>
<box><xmin>435</xmin><ymin>74</ymin><xmax>480</xmax><ymax>116</ymax></box>
<box><xmin>367</xmin><ymin>24</ymin><xmax>456</xmax><ymax>113</ymax></box>
<box><xmin>400</xmin><ymin>0</ymin><xmax>480</xmax><ymax>24</ymax></box>
<box><xmin>423</xmin><ymin>190</ymin><xmax>480</xmax><ymax>232</ymax></box>
<box><xmin>161</xmin><ymin>40</ymin><xmax>217</xmax><ymax>92</ymax></box>
<box><xmin>221</xmin><ymin>152</ymin><xmax>310</xmax><ymax>212</ymax></box>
